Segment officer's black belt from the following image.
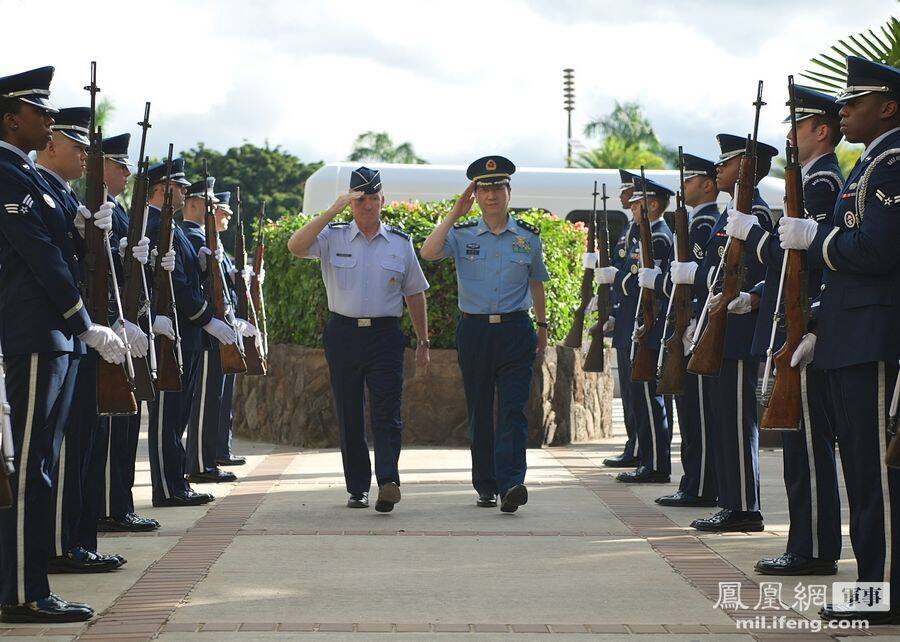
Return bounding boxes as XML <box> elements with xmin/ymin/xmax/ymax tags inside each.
<box><xmin>329</xmin><ymin>312</ymin><xmax>400</xmax><ymax>328</ymax></box>
<box><xmin>461</xmin><ymin>311</ymin><xmax>528</xmax><ymax>324</ymax></box>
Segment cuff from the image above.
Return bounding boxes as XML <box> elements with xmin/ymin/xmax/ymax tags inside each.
<box><xmin>187</xmin><ymin>299</ymin><xmax>214</xmax><ymax>327</ymax></box>
<box><xmin>808</xmin><ymin>225</ymin><xmax>840</xmax><ymax>271</ymax></box>
<box><xmin>63</xmin><ymin>299</ymin><xmax>92</xmax><ymax>336</ymax></box>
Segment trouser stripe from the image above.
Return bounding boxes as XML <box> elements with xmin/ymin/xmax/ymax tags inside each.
<box><xmin>698</xmin><ymin>376</ymin><xmax>707</xmax><ymax>496</ymax></box>
<box><xmin>54</xmin><ymin>440</ymin><xmax>65</xmax><ymax>556</ymax></box>
<box><xmin>800</xmin><ymin>367</ymin><xmax>819</xmax><ymax>558</ymax></box>
<box><xmin>16</xmin><ymin>354</ymin><xmax>38</xmax><ymax>604</ymax></box>
<box><xmin>643</xmin><ymin>382</ymin><xmax>657</xmax><ymax>470</ymax></box>
<box><xmin>157</xmin><ymin>392</ymin><xmax>169</xmax><ymax>499</ymax></box>
<box><xmin>877</xmin><ymin>362</ymin><xmax>891</xmax><ymax>583</ymax></box>
<box><xmin>736</xmin><ymin>360</ymin><xmax>747</xmax><ymax>512</ymax></box>
<box><xmin>197</xmin><ymin>353</ymin><xmax>209</xmax><ymax>473</ymax></box>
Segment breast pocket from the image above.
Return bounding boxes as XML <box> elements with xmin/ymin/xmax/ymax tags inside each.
<box><xmin>503</xmin><ymin>255</ymin><xmax>530</xmax><ymax>285</ymax></box>
<box><xmin>380</xmin><ymin>258</ymin><xmax>405</xmax><ymax>292</ymax></box>
<box><xmin>330</xmin><ymin>254</ymin><xmax>357</xmax><ymax>290</ymax></box>
<box><xmin>459</xmin><ymin>254</ymin><xmax>486</xmax><ymax>281</ymax></box>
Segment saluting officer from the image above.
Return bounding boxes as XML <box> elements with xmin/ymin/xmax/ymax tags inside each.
<box><xmin>727</xmin><ymin>86</ymin><xmax>844</xmax><ymax>575</ymax></box>
<box><xmin>669</xmin><ymin>133</ymin><xmax>778</xmax><ymax>532</ymax></box>
<box><xmin>0</xmin><ymin>66</ymin><xmax>127</xmax><ymax>623</ymax></box>
<box><xmin>420</xmin><ymin>156</ymin><xmax>548</xmax><ymax>512</ymax></box>
<box><xmin>94</xmin><ymin>133</ymin><xmax>159</xmax><ymax>533</ymax></box>
<box><xmin>602</xmin><ymin>169</ymin><xmax>641</xmax><ymax>469</ymax></box>
<box><xmin>288</xmin><ymin>167</ymin><xmax>430</xmax><ymax>512</ymax></box>
<box><xmin>597</xmin><ymin>176</ymin><xmax>673</xmax><ymax>483</ymax></box>
<box><xmin>655</xmin><ymin>153</ymin><xmax>719</xmax><ymax>507</ymax></box>
<box><xmin>778</xmin><ymin>57</ymin><xmax>900</xmax><ymax>625</ymax></box>
<box><xmin>145</xmin><ymin>160</ymin><xmax>235</xmax><ymax>506</ymax></box>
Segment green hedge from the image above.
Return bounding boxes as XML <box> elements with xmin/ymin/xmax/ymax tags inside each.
<box><xmin>263</xmin><ymin>199</ymin><xmax>587</xmax><ymax>349</ymax></box>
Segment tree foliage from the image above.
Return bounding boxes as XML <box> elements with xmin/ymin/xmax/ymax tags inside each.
<box><xmin>575</xmin><ymin>136</ymin><xmax>665</xmax><ymax>170</ymax></box>
<box><xmin>348</xmin><ymin>130</ymin><xmax>426</xmax><ymax>164</ymax></box>
<box><xmin>582</xmin><ymin>101</ymin><xmax>675</xmax><ymax>167</ymax></box>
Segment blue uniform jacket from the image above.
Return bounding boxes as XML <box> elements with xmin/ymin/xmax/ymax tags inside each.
<box><xmin>653</xmin><ymin>202</ymin><xmax>718</xmax><ymax>302</ymax></box>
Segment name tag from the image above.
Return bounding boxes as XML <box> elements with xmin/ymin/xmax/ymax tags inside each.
<box><xmin>336</xmin><ymin>252</ymin><xmax>352</xmax><ymax>257</ymax></box>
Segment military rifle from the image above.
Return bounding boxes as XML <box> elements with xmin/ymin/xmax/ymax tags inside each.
<box><xmin>202</xmin><ymin>161</ymin><xmax>247</xmax><ymax>374</ymax></box>
<box><xmin>688</xmin><ymin>81</ymin><xmax>765</xmax><ymax>377</ymax></box>
<box><xmin>584</xmin><ymin>183</ymin><xmax>610</xmax><ymax>373</ymax></box>
<box><xmin>0</xmin><ymin>339</ymin><xmax>15</xmax><ymax>508</ymax></box>
<box><xmin>657</xmin><ymin>147</ymin><xmax>693</xmax><ymax>394</ymax></box>
<box><xmin>251</xmin><ymin>202</ymin><xmax>269</xmax><ymax>362</ymax></box>
<box><xmin>233</xmin><ymin>188</ymin><xmax>267</xmax><ymax>375</ymax></box>
<box><xmin>759</xmin><ymin>76</ymin><xmax>807</xmax><ymax>432</ymax></box>
<box><xmin>563</xmin><ymin>183</ymin><xmax>598</xmax><ymax>350</ymax></box>
<box><xmin>630</xmin><ymin>166</ymin><xmax>658</xmax><ymax>382</ymax></box>
<box><xmin>151</xmin><ymin>146</ymin><xmax>183</xmax><ymax>391</ymax></box>
<box><xmin>886</xmin><ymin>369</ymin><xmax>900</xmax><ymax>468</ymax></box>
<box><xmin>121</xmin><ymin>102</ymin><xmax>155</xmax><ymax>401</ymax></box>
<box><xmin>83</xmin><ymin>62</ymin><xmax>138</xmax><ymax>415</ymax></box>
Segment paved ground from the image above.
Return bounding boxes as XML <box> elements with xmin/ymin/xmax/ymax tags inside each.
<box><xmin>1</xmin><ymin>401</ymin><xmax>893</xmax><ymax>640</ymax></box>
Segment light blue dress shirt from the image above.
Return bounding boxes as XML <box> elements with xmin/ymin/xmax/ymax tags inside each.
<box><xmin>439</xmin><ymin>215</ymin><xmax>549</xmax><ymax>314</ymax></box>
<box><xmin>306</xmin><ymin>220</ymin><xmax>429</xmax><ymax>318</ymax></box>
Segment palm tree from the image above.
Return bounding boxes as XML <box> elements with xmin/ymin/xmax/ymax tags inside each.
<box><xmin>801</xmin><ymin>16</ymin><xmax>899</xmax><ymax>93</ymax></box>
<box><xmin>575</xmin><ymin>136</ymin><xmax>665</xmax><ymax>170</ymax></box>
<box><xmin>348</xmin><ymin>131</ymin><xmax>426</xmax><ymax>164</ymax></box>
<box><xmin>583</xmin><ymin>101</ymin><xmax>676</xmax><ymax>167</ymax></box>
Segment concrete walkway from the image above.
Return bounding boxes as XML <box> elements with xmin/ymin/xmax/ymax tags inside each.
<box><xmin>0</xmin><ymin>402</ymin><xmax>889</xmax><ymax>640</ymax></box>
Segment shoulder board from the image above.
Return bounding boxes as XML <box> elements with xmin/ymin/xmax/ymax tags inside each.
<box><xmin>454</xmin><ymin>219</ymin><xmax>478</xmax><ymax>229</ymax></box>
<box><xmin>387</xmin><ymin>225</ymin><xmax>409</xmax><ymax>240</ymax></box>
<box><xmin>515</xmin><ymin>218</ymin><xmax>540</xmax><ymax>235</ymax></box>
<box><xmin>328</xmin><ymin>221</ymin><xmax>350</xmax><ymax>228</ymax></box>
<box><xmin>804</xmin><ymin>171</ymin><xmax>843</xmax><ymax>189</ymax></box>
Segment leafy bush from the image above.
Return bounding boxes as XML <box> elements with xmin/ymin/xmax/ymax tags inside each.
<box><xmin>263</xmin><ymin>199</ymin><xmax>587</xmax><ymax>349</ymax></box>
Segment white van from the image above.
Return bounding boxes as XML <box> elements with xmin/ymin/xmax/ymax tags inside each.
<box><xmin>303</xmin><ymin>162</ymin><xmax>786</xmax><ymax>242</ymax></box>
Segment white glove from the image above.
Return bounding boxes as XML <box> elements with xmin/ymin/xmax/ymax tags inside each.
<box><xmin>257</xmin><ymin>267</ymin><xmax>266</xmax><ymax>285</ymax></box>
<box><xmin>683</xmin><ymin>318</ymin><xmax>697</xmax><ymax>356</ymax></box>
<box><xmin>198</xmin><ymin>245</ymin><xmax>224</xmax><ymax>271</ymax></box>
<box><xmin>160</xmin><ymin>249</ymin><xmax>176</xmax><ymax>272</ymax></box>
<box><xmin>131</xmin><ymin>236</ymin><xmax>150</xmax><ymax>265</ymax></box>
<box><xmin>78</xmin><ymin>324</ymin><xmax>126</xmax><ymax>365</ymax></box>
<box><xmin>203</xmin><ymin>318</ymin><xmax>237</xmax><ymax>345</ymax></box>
<box><xmin>594</xmin><ymin>266</ymin><xmax>618</xmax><ymax>285</ymax></box>
<box><xmin>631</xmin><ymin>324</ymin><xmax>643</xmax><ymax>342</ymax></box>
<box><xmin>670</xmin><ymin>260</ymin><xmax>698</xmax><ymax>285</ymax></box>
<box><xmin>638</xmin><ymin>266</ymin><xmax>661</xmax><ymax>290</ymax></box>
<box><xmin>114</xmin><ymin>319</ymin><xmax>149</xmax><ymax>358</ymax></box>
<box><xmin>725</xmin><ymin>210</ymin><xmax>758</xmax><ymax>241</ymax></box>
<box><xmin>602</xmin><ymin>317</ymin><xmax>615</xmax><ymax>334</ymax></box>
<box><xmin>234</xmin><ymin>317</ymin><xmax>259</xmax><ymax>338</ymax></box>
<box><xmin>790</xmin><ymin>332</ymin><xmax>817</xmax><ymax>368</ymax></box>
<box><xmin>726</xmin><ymin>292</ymin><xmax>754</xmax><ymax>315</ymax></box>
<box><xmin>152</xmin><ymin>314</ymin><xmax>176</xmax><ymax>340</ymax></box>
<box><xmin>75</xmin><ymin>202</ymin><xmax>114</xmax><ymax>237</ymax></box>
<box><xmin>779</xmin><ymin>217</ymin><xmax>819</xmax><ymax>250</ymax></box>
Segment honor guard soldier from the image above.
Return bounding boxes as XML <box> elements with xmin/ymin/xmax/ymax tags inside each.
<box><xmin>35</xmin><ymin>110</ymin><xmax>141</xmax><ymax>574</ymax></box>
<box><xmin>670</xmin><ymin>133</ymin><xmax>778</xmax><ymax>532</ymax></box>
<box><xmin>596</xmin><ymin>176</ymin><xmax>673</xmax><ymax>483</ymax></box>
<box><xmin>288</xmin><ymin>167</ymin><xmax>430</xmax><ymax>512</ymax></box>
<box><xmin>420</xmin><ymin>156</ymin><xmax>548</xmax><ymax>512</ymax></box>
<box><xmin>181</xmin><ymin>178</ymin><xmax>243</xmax><ymax>484</ymax></box>
<box><xmin>655</xmin><ymin>153</ymin><xmax>719</xmax><ymax>507</ymax></box>
<box><xmin>0</xmin><ymin>66</ymin><xmax>127</xmax><ymax>623</ymax></box>
<box><xmin>94</xmin><ymin>133</ymin><xmax>159</xmax><ymax>532</ymax></box>
<box><xmin>778</xmin><ymin>57</ymin><xmax>900</xmax><ymax>625</ymax></box>
<box><xmin>602</xmin><ymin>169</ymin><xmax>641</xmax><ymax>469</ymax></box>
<box><xmin>145</xmin><ymin>159</ymin><xmax>234</xmax><ymax>506</ymax></box>
<box><xmin>727</xmin><ymin>86</ymin><xmax>844</xmax><ymax>575</ymax></box>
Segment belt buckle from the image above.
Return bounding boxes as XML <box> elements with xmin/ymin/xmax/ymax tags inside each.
<box><xmin>357</xmin><ymin>318</ymin><xmax>372</xmax><ymax>327</ymax></box>
<box><xmin>489</xmin><ymin>314</ymin><xmax>501</xmax><ymax>324</ymax></box>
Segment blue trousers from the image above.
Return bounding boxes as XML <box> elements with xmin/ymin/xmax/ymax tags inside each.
<box><xmin>456</xmin><ymin>316</ymin><xmax>536</xmax><ymax>496</ymax></box>
<box><xmin>615</xmin><ymin>348</ymin><xmax>639</xmax><ymax>459</ymax></box>
<box><xmin>96</xmin><ymin>412</ymin><xmax>141</xmax><ymax>519</ymax></box>
<box><xmin>186</xmin><ymin>349</ymin><xmax>225</xmax><ymax>475</ymax></box>
<box><xmin>0</xmin><ymin>352</ymin><xmax>78</xmax><ymax>605</ymax></box>
<box><xmin>706</xmin><ymin>358</ymin><xmax>760</xmax><ymax>512</ymax></box>
<box><xmin>630</xmin><ymin>372</ymin><xmax>670</xmax><ymax>475</ymax></box>
<box><xmin>217</xmin><ymin>373</ymin><xmax>235</xmax><ymax>459</ymax></box>
<box><xmin>323</xmin><ymin>315</ymin><xmax>405</xmax><ymax>494</ymax></box>
<box><xmin>148</xmin><ymin>350</ymin><xmax>200</xmax><ymax>501</ymax></box>
<box><xmin>676</xmin><ymin>372</ymin><xmax>716</xmax><ymax>499</ymax></box>
<box><xmin>780</xmin><ymin>366</ymin><xmax>841</xmax><ymax>561</ymax></box>
<box><xmin>826</xmin><ymin>361</ymin><xmax>899</xmax><ymax>607</ymax></box>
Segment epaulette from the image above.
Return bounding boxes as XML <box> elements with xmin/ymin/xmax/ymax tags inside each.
<box><xmin>454</xmin><ymin>219</ymin><xmax>478</xmax><ymax>229</ymax></box>
<box><xmin>515</xmin><ymin>218</ymin><xmax>540</xmax><ymax>235</ymax></box>
<box><xmin>387</xmin><ymin>225</ymin><xmax>409</xmax><ymax>240</ymax></box>
<box><xmin>328</xmin><ymin>221</ymin><xmax>350</xmax><ymax>228</ymax></box>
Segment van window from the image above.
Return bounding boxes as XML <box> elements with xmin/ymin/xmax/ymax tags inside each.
<box><xmin>566</xmin><ymin>210</ymin><xmax>628</xmax><ymax>247</ymax></box>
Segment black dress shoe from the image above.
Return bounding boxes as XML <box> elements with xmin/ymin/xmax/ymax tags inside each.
<box><xmin>476</xmin><ymin>493</ymin><xmax>498</xmax><ymax>508</ymax></box>
<box><xmin>655</xmin><ymin>490</ymin><xmax>718</xmax><ymax>507</ymax></box>
<box><xmin>616</xmin><ymin>466</ymin><xmax>670</xmax><ymax>483</ymax></box>
<box><xmin>755</xmin><ymin>552</ymin><xmax>837</xmax><ymax>576</ymax></box>
<box><xmin>48</xmin><ymin>547</ymin><xmax>122</xmax><ymax>574</ymax></box>
<box><xmin>152</xmin><ymin>489</ymin><xmax>214</xmax><ymax>507</ymax></box>
<box><xmin>1</xmin><ymin>594</ymin><xmax>93</xmax><ymax>623</ymax></box>
<box><xmin>375</xmin><ymin>482</ymin><xmax>401</xmax><ymax>513</ymax></box>
<box><xmin>186</xmin><ymin>468</ymin><xmax>237</xmax><ymax>484</ymax></box>
<box><xmin>602</xmin><ymin>453</ymin><xmax>640</xmax><ymax>468</ymax></box>
<box><xmin>347</xmin><ymin>492</ymin><xmax>369</xmax><ymax>508</ymax></box>
<box><xmin>691</xmin><ymin>508</ymin><xmax>764</xmax><ymax>532</ymax></box>
<box><xmin>820</xmin><ymin>603</ymin><xmax>900</xmax><ymax>625</ymax></box>
<box><xmin>97</xmin><ymin>513</ymin><xmax>159</xmax><ymax>532</ymax></box>
<box><xmin>216</xmin><ymin>455</ymin><xmax>246</xmax><ymax>466</ymax></box>
<box><xmin>500</xmin><ymin>484</ymin><xmax>528</xmax><ymax>513</ymax></box>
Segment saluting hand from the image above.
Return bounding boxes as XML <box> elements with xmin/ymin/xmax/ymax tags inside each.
<box><xmin>449</xmin><ymin>182</ymin><xmax>476</xmax><ymax>220</ymax></box>
<box><xmin>327</xmin><ymin>190</ymin><xmax>364</xmax><ymax>217</ymax></box>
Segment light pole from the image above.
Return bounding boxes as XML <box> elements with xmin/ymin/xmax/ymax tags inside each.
<box><xmin>563</xmin><ymin>68</ymin><xmax>575</xmax><ymax>168</ymax></box>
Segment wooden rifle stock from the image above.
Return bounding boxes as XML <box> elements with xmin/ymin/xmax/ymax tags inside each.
<box><xmin>84</xmin><ymin>63</ymin><xmax>137</xmax><ymax>416</ymax></box>
<box><xmin>202</xmin><ymin>163</ymin><xmax>246</xmax><ymax>375</ymax></box>
<box><xmin>251</xmin><ymin>203</ymin><xmax>269</xmax><ymax>363</ymax></box>
<box><xmin>151</xmin><ymin>147</ymin><xmax>183</xmax><ymax>391</ymax></box>
<box><xmin>584</xmin><ymin>183</ymin><xmax>610</xmax><ymax>373</ymax></box>
<box><xmin>0</xmin><ymin>340</ymin><xmax>15</xmax><ymax>508</ymax></box>
<box><xmin>886</xmin><ymin>371</ymin><xmax>900</xmax><ymax>468</ymax></box>
<box><xmin>563</xmin><ymin>185</ymin><xmax>597</xmax><ymax>349</ymax></box>
<box><xmin>233</xmin><ymin>189</ymin><xmax>266</xmax><ymax>375</ymax></box>
<box><xmin>630</xmin><ymin>168</ymin><xmax>658</xmax><ymax>382</ymax></box>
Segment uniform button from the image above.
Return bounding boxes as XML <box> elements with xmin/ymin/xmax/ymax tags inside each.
<box><xmin>68</xmin><ymin>232</ymin><xmax>73</xmax><ymax>239</ymax></box>
<box><xmin>493</xmin><ymin>288</ymin><xmax>498</xmax><ymax>292</ymax></box>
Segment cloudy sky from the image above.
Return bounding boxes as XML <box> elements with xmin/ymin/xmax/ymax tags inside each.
<box><xmin>4</xmin><ymin>0</ymin><xmax>895</xmax><ymax>168</ymax></box>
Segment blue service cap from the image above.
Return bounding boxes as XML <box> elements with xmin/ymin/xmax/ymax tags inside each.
<box><xmin>466</xmin><ymin>155</ymin><xmax>515</xmax><ymax>186</ymax></box>
<box><xmin>837</xmin><ymin>55</ymin><xmax>900</xmax><ymax>103</ymax></box>
<box><xmin>618</xmin><ymin>169</ymin><xmax>639</xmax><ymax>193</ymax></box>
<box><xmin>214</xmin><ymin>191</ymin><xmax>232</xmax><ymax>213</ymax></box>
<box><xmin>784</xmin><ymin>85</ymin><xmax>841</xmax><ymax>123</ymax></box>
<box><xmin>185</xmin><ymin>177</ymin><xmax>218</xmax><ymax>202</ymax></box>
<box><xmin>51</xmin><ymin>107</ymin><xmax>91</xmax><ymax>146</ymax></box>
<box><xmin>147</xmin><ymin>157</ymin><xmax>191</xmax><ymax>186</ymax></box>
<box><xmin>715</xmin><ymin>133</ymin><xmax>779</xmax><ymax>165</ymax></box>
<box><xmin>350</xmin><ymin>166</ymin><xmax>382</xmax><ymax>194</ymax></box>
<box><xmin>102</xmin><ymin>133</ymin><xmax>132</xmax><ymax>168</ymax></box>
<box><xmin>628</xmin><ymin>176</ymin><xmax>675</xmax><ymax>203</ymax></box>
<box><xmin>0</xmin><ymin>66</ymin><xmax>57</xmax><ymax>113</ymax></box>
<box><xmin>682</xmin><ymin>153</ymin><xmax>716</xmax><ymax>180</ymax></box>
